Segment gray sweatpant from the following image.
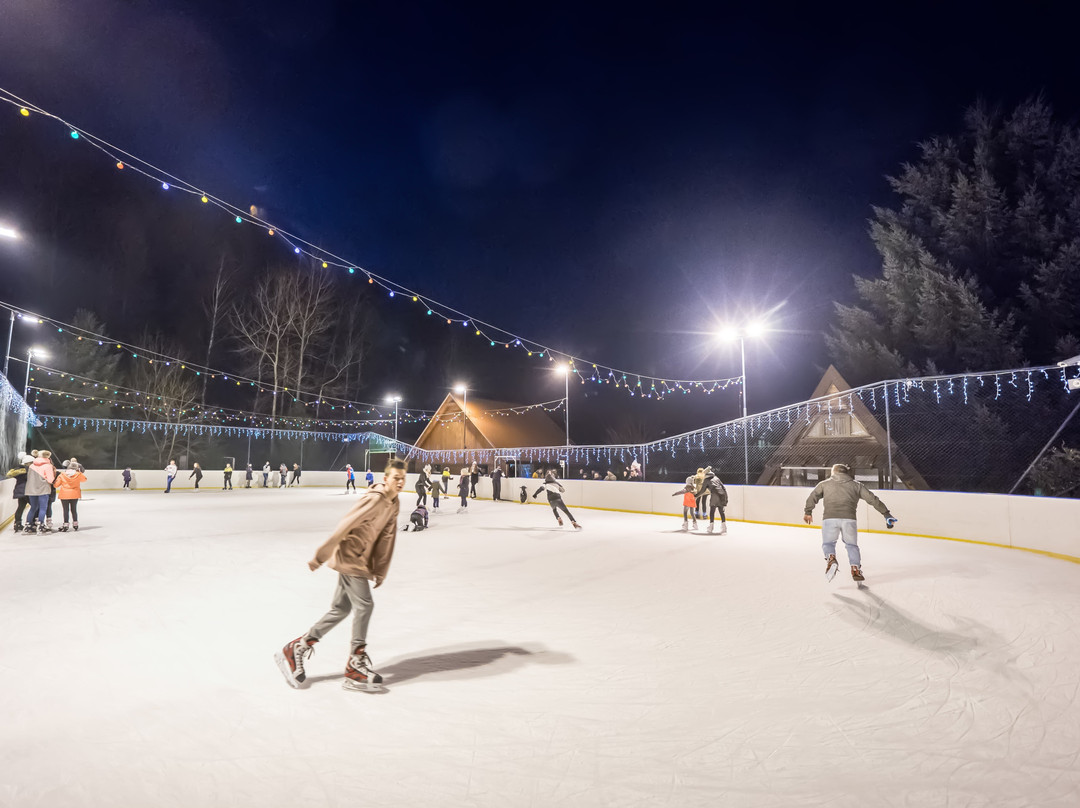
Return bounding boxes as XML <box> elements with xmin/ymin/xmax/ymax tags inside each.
<box><xmin>304</xmin><ymin>573</ymin><xmax>374</xmax><ymax>650</ymax></box>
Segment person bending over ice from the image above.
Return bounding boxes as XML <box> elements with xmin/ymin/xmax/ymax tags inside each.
<box><xmin>275</xmin><ymin>458</ymin><xmax>407</xmax><ymax>692</ymax></box>
<box><xmin>804</xmin><ymin>463</ymin><xmax>897</xmax><ymax>583</ymax></box>
<box><xmin>403</xmin><ymin>504</ymin><xmax>429</xmax><ymax>532</ymax></box>
<box><xmin>533</xmin><ymin>473</ymin><xmax>581</xmax><ymax>529</ymax></box>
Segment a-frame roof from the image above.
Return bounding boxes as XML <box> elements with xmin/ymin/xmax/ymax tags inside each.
<box><xmin>411</xmin><ymin>393</ymin><xmax>568</xmax><ymax>452</ymax></box>
<box><xmin>757</xmin><ymin>365</ymin><xmax>929</xmax><ymax>489</ymax></box>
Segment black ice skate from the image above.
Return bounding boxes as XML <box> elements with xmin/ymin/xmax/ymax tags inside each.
<box><xmin>343</xmin><ymin>646</ymin><xmax>384</xmax><ymax>692</ymax></box>
<box><xmin>825</xmin><ymin>554</ymin><xmax>838</xmax><ymax>582</ymax></box>
<box><xmin>275</xmin><ymin>636</ymin><xmax>317</xmax><ymax>688</ymax></box>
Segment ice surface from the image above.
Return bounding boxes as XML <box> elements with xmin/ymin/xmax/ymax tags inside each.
<box><xmin>1</xmin><ymin>488</ymin><xmax>1079</xmax><ymax>807</ymax></box>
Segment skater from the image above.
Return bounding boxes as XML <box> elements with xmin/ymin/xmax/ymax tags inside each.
<box><xmin>694</xmin><ymin>466</ymin><xmax>729</xmax><ymax>535</ymax></box>
<box><xmin>441</xmin><ymin>466</ymin><xmax>450</xmax><ymax>494</ymax></box>
<box><xmin>279</xmin><ymin>463</ymin><xmax>288</xmax><ymax>488</ymax></box>
<box><xmin>491</xmin><ymin>464</ymin><xmax>504</xmax><ymax>501</ymax></box>
<box><xmin>274</xmin><ymin>458</ymin><xmax>407</xmax><ymax>692</ymax></box>
<box><xmin>6</xmin><ymin>454</ymin><xmax>33</xmax><ymax>532</ymax></box>
<box><xmin>533</xmin><ymin>473</ymin><xmax>581</xmax><ymax>529</ymax></box>
<box><xmin>604</xmin><ymin>470</ymin><xmax>617</xmax><ymax>481</ymax></box>
<box><xmin>692</xmin><ymin>468</ymin><xmax>706</xmax><ymax>519</ymax></box>
<box><xmin>25</xmin><ymin>451</ymin><xmax>56</xmax><ymax>533</ymax></box>
<box><xmin>122</xmin><ymin>467</ymin><xmax>132</xmax><ymax>490</ymax></box>
<box><xmin>164</xmin><ymin>459</ymin><xmax>177</xmax><ymax>493</ymax></box>
<box><xmin>289</xmin><ymin>463</ymin><xmax>302</xmax><ymax>487</ymax></box>
<box><xmin>430</xmin><ymin>476</ymin><xmax>440</xmax><ymax>510</ymax></box>
<box><xmin>415</xmin><ymin>464</ymin><xmax>431</xmax><ymax>508</ymax></box>
<box><xmin>456</xmin><ymin>467</ymin><xmax>470</xmax><ymax>513</ymax></box>
<box><xmin>403</xmin><ymin>503</ymin><xmax>429</xmax><ymax>532</ymax></box>
<box><xmin>469</xmin><ymin>461</ymin><xmax>479</xmax><ymax>498</ymax></box>
<box><xmin>262</xmin><ymin>462</ymin><xmax>271</xmax><ymax>488</ymax></box>
<box><xmin>365</xmin><ymin>468</ymin><xmax>374</xmax><ymax>488</ymax></box>
<box><xmin>223</xmin><ymin>462</ymin><xmax>234</xmax><ymax>490</ymax></box>
<box><xmin>672</xmin><ymin>482</ymin><xmax>698</xmax><ymax>532</ymax></box>
<box><xmin>345</xmin><ymin>464</ymin><xmax>356</xmax><ymax>492</ymax></box>
<box><xmin>189</xmin><ymin>462</ymin><xmax>203</xmax><ymax>491</ymax></box>
<box><xmin>804</xmin><ymin>463</ymin><xmax>897</xmax><ymax>583</ymax></box>
<box><xmin>245</xmin><ymin>463</ymin><xmax>253</xmax><ymax>488</ymax></box>
<box><xmin>55</xmin><ymin>460</ymin><xmax>87</xmax><ymax>531</ymax></box>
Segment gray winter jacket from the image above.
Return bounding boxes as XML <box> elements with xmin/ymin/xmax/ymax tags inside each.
<box><xmin>804</xmin><ymin>471</ymin><xmax>891</xmax><ymax>521</ymax></box>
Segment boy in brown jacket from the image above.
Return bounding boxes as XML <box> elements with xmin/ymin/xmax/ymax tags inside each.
<box><xmin>276</xmin><ymin>458</ymin><xmax>407</xmax><ymax>691</ymax></box>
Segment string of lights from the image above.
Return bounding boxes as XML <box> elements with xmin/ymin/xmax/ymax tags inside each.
<box><xmin>1</xmin><ymin>87</ymin><xmax>745</xmax><ymax>397</ymax></box>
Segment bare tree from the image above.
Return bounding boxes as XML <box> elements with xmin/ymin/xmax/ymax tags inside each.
<box><xmin>201</xmin><ymin>254</ymin><xmax>235</xmax><ymax>408</ymax></box>
<box><xmin>128</xmin><ymin>332</ymin><xmax>202</xmax><ymax>466</ymax></box>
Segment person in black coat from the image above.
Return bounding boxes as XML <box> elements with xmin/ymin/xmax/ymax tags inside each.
<box><xmin>6</xmin><ymin>454</ymin><xmax>33</xmax><ymax>532</ymax></box>
<box><xmin>491</xmin><ymin>465</ymin><xmax>504</xmax><ymax>501</ymax></box>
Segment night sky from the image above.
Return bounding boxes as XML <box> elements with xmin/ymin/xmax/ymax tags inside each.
<box><xmin>2</xmin><ymin>2</ymin><xmax>1080</xmax><ymax>442</ymax></box>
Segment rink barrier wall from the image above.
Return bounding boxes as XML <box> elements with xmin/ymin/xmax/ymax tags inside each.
<box><xmin>4</xmin><ymin>472</ymin><xmax>1079</xmax><ymax>563</ymax></box>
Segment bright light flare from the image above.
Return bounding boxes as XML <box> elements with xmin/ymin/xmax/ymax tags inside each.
<box><xmin>716</xmin><ymin>326</ymin><xmax>740</xmax><ymax>342</ymax></box>
<box><xmin>385</xmin><ymin>394</ymin><xmax>401</xmax><ymax>403</ymax></box>
<box><xmin>745</xmin><ymin>320</ymin><xmax>769</xmax><ymax>339</ymax></box>
<box><xmin>0</xmin><ymin>225</ymin><xmax>20</xmax><ymax>240</ymax></box>
<box><xmin>454</xmin><ymin>384</ymin><xmax>467</xmax><ymax>394</ymax></box>
<box><xmin>555</xmin><ymin>363</ymin><xmax>570</xmax><ymax>376</ymax></box>
<box><xmin>28</xmin><ymin>347</ymin><xmax>49</xmax><ymax>359</ymax></box>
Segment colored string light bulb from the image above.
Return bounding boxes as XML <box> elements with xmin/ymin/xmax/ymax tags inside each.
<box><xmin>20</xmin><ymin>108</ymin><xmax>29</xmax><ymax>117</ymax></box>
<box><xmin>116</xmin><ymin>162</ymin><xmax>124</xmax><ymax>170</ymax></box>
<box><xmin>70</xmin><ymin>131</ymin><xmax>79</xmax><ymax>139</ymax></box>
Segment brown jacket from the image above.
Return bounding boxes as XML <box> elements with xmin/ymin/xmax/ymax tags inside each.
<box><xmin>310</xmin><ymin>483</ymin><xmax>400</xmax><ymax>585</ymax></box>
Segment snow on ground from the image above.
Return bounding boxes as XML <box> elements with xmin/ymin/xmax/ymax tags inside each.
<box><xmin>1</xmin><ymin>486</ymin><xmax>1079</xmax><ymax>808</ymax></box>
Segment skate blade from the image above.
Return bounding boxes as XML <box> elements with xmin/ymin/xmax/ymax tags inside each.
<box><xmin>342</xmin><ymin>678</ymin><xmax>384</xmax><ymax>693</ymax></box>
<box><xmin>825</xmin><ymin>566</ymin><xmax>838</xmax><ymax>582</ymax></box>
<box><xmin>274</xmin><ymin>651</ymin><xmax>304</xmax><ymax>689</ymax></box>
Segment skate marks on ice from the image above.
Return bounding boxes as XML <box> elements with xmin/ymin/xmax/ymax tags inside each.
<box><xmin>305</xmin><ymin>642</ymin><xmax>573</xmax><ymax>688</ymax></box>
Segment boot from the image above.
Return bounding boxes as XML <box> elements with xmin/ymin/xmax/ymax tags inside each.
<box><xmin>692</xmin><ymin>520</ymin><xmax>699</xmax><ymax>531</ymax></box>
<box><xmin>59</xmin><ymin>523</ymin><xmax>70</xmax><ymax>532</ymax></box>
<box><xmin>825</xmin><ymin>554</ymin><xmax>838</xmax><ymax>582</ymax></box>
<box><xmin>718</xmin><ymin>523</ymin><xmax>727</xmax><ymax>536</ymax></box>
<box><xmin>343</xmin><ymin>646</ymin><xmax>383</xmax><ymax>691</ymax></box>
<box><xmin>681</xmin><ymin>520</ymin><xmax>688</xmax><ymax>532</ymax></box>
<box><xmin>556</xmin><ymin>516</ymin><xmax>564</xmax><ymax>526</ymax></box>
<box><xmin>72</xmin><ymin>522</ymin><xmax>79</xmax><ymax>531</ymax></box>
<box><xmin>851</xmin><ymin>566</ymin><xmax>865</xmax><ymax>582</ymax></box>
<box><xmin>274</xmin><ymin>636</ymin><xmax>317</xmax><ymax>688</ymax></box>
<box><xmin>706</xmin><ymin>523</ymin><xmax>714</xmax><ymax>534</ymax></box>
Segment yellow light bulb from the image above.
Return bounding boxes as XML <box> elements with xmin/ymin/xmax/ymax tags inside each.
<box><xmin>201</xmin><ymin>196</ymin><xmax>208</xmax><ymax>203</ymax></box>
<box><xmin>20</xmin><ymin>108</ymin><xmax>29</xmax><ymax>117</ymax></box>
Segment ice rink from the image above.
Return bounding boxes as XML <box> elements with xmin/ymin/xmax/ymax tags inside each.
<box><xmin>2</xmin><ymin>485</ymin><xmax>1079</xmax><ymax>807</ymax></box>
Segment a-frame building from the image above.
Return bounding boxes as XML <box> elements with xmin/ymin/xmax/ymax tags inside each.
<box><xmin>409</xmin><ymin>393</ymin><xmax>567</xmax><ymax>459</ymax></box>
<box><xmin>756</xmin><ymin>365</ymin><xmax>928</xmax><ymax>490</ymax></box>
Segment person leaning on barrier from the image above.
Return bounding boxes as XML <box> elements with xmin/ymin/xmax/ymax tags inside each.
<box><xmin>803</xmin><ymin>463</ymin><xmax>897</xmax><ymax>583</ymax></box>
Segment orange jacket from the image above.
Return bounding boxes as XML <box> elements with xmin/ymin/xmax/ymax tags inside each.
<box><xmin>55</xmin><ymin>470</ymin><xmax>87</xmax><ymax>500</ymax></box>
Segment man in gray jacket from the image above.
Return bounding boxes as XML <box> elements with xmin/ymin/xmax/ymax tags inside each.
<box><xmin>804</xmin><ymin>464</ymin><xmax>897</xmax><ymax>582</ymax></box>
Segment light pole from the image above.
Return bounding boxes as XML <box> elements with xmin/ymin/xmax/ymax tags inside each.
<box><xmin>385</xmin><ymin>395</ymin><xmax>401</xmax><ymax>444</ymax></box>
<box><xmin>454</xmin><ymin>384</ymin><xmax>468</xmax><ymax>450</ymax></box>
<box><xmin>556</xmin><ymin>361</ymin><xmax>570</xmax><ymax>455</ymax></box>
<box><xmin>718</xmin><ymin>321</ymin><xmax>768</xmax><ymax>485</ymax></box>
<box><xmin>23</xmin><ymin>346</ymin><xmax>47</xmax><ymax>400</ymax></box>
<box><xmin>4</xmin><ymin>311</ymin><xmax>40</xmax><ymax>380</ymax></box>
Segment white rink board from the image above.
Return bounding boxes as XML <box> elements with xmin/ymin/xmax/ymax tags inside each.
<box><xmin>1</xmin><ymin>487</ymin><xmax>1079</xmax><ymax>807</ymax></box>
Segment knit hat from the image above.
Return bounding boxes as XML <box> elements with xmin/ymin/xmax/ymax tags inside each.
<box><xmin>20</xmin><ymin>454</ymin><xmax>33</xmax><ymax>465</ymax></box>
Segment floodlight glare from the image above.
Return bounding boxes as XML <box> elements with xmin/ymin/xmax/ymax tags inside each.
<box><xmin>717</xmin><ymin>326</ymin><xmax>739</xmax><ymax>342</ymax></box>
<box><xmin>0</xmin><ymin>225</ymin><xmax>20</xmax><ymax>240</ymax></box>
<box><xmin>745</xmin><ymin>320</ymin><xmax>769</xmax><ymax>339</ymax></box>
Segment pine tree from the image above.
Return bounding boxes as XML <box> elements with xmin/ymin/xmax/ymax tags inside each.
<box><xmin>829</xmin><ymin>97</ymin><xmax>1080</xmax><ymax>383</ymax></box>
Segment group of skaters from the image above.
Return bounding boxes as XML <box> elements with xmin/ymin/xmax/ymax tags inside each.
<box><xmin>6</xmin><ymin>450</ymin><xmax>87</xmax><ymax>533</ymax></box>
<box><xmin>672</xmin><ymin>466</ymin><xmax>730</xmax><ymax>534</ymax></box>
<box><xmin>265</xmin><ymin>457</ymin><xmax>894</xmax><ymax>695</ymax></box>
<box><xmin>160</xmin><ymin>460</ymin><xmax>302</xmax><ymax>492</ymax></box>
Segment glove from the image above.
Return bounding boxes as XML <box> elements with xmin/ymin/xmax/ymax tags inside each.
<box><xmin>885</xmin><ymin>516</ymin><xmax>898</xmax><ymax>529</ymax></box>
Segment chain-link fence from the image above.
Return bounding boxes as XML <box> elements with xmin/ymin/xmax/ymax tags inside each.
<box><xmin>24</xmin><ymin>363</ymin><xmax>1080</xmax><ymax>495</ymax></box>
<box><xmin>1</xmin><ymin>373</ymin><xmax>32</xmax><ymax>468</ymax></box>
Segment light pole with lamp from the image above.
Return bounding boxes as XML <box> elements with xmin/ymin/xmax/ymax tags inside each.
<box><xmin>23</xmin><ymin>346</ymin><xmax>47</xmax><ymax>401</ymax></box>
<box><xmin>4</xmin><ymin>312</ymin><xmax>40</xmax><ymax>380</ymax></box>
<box><xmin>556</xmin><ymin>363</ymin><xmax>570</xmax><ymax>475</ymax></box>
<box><xmin>384</xmin><ymin>395</ymin><xmax>401</xmax><ymax>446</ymax></box>
<box><xmin>454</xmin><ymin>384</ymin><xmax>468</xmax><ymax>450</ymax></box>
<box><xmin>718</xmin><ymin>321</ymin><xmax>768</xmax><ymax>485</ymax></box>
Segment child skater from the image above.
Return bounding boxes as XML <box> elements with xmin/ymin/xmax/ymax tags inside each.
<box><xmin>55</xmin><ymin>459</ymin><xmax>87</xmax><ymax>531</ymax></box>
<box><xmin>403</xmin><ymin>504</ymin><xmax>429</xmax><ymax>532</ymax></box>
<box><xmin>456</xmin><ymin>467</ymin><xmax>470</xmax><ymax>513</ymax></box>
<box><xmin>429</xmin><ymin>475</ymin><xmax>440</xmax><ymax>510</ymax></box>
<box><xmin>672</xmin><ymin>482</ymin><xmax>698</xmax><ymax>531</ymax></box>
<box><xmin>532</xmin><ymin>472</ymin><xmax>581</xmax><ymax>529</ymax></box>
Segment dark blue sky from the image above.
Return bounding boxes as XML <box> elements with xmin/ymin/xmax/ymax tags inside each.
<box><xmin>2</xmin><ymin>1</ymin><xmax>1080</xmax><ymax>432</ymax></box>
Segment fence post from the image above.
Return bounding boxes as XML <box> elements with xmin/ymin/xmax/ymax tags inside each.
<box><xmin>883</xmin><ymin>382</ymin><xmax>893</xmax><ymax>490</ymax></box>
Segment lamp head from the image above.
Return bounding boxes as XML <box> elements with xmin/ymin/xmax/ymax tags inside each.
<box><xmin>745</xmin><ymin>320</ymin><xmax>769</xmax><ymax>339</ymax></box>
<box><xmin>454</xmin><ymin>384</ymin><xmax>467</xmax><ymax>394</ymax></box>
<box><xmin>716</xmin><ymin>326</ymin><xmax>740</xmax><ymax>343</ymax></box>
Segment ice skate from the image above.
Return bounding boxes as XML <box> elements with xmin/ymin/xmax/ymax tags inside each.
<box><xmin>718</xmin><ymin>523</ymin><xmax>727</xmax><ymax>536</ymax></box>
<box><xmin>681</xmin><ymin>520</ymin><xmax>688</xmax><ymax>532</ymax></box>
<box><xmin>692</xmin><ymin>520</ymin><xmax>699</xmax><ymax>531</ymax></box>
<box><xmin>556</xmin><ymin>517</ymin><xmax>564</xmax><ymax>527</ymax></box>
<box><xmin>12</xmin><ymin>524</ymin><xmax>22</xmax><ymax>534</ymax></box>
<box><xmin>58</xmin><ymin>523</ymin><xmax>70</xmax><ymax>532</ymax></box>
<box><xmin>343</xmin><ymin>646</ymin><xmax>383</xmax><ymax>692</ymax></box>
<box><xmin>825</xmin><ymin>554</ymin><xmax>838</xmax><ymax>582</ymax></box>
<box><xmin>706</xmin><ymin>523</ymin><xmax>714</xmax><ymax>534</ymax></box>
<box><xmin>851</xmin><ymin>565</ymin><xmax>865</xmax><ymax>582</ymax></box>
<box><xmin>275</xmin><ymin>636</ymin><xmax>317</xmax><ymax>688</ymax></box>
<box><xmin>72</xmin><ymin>522</ymin><xmax>79</xmax><ymax>531</ymax></box>
<box><xmin>572</xmin><ymin>522</ymin><xmax>582</xmax><ymax>530</ymax></box>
